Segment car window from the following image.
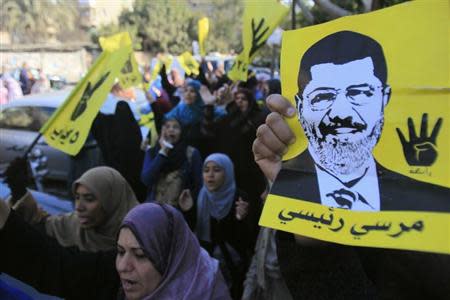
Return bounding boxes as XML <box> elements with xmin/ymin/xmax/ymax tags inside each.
<box><xmin>0</xmin><ymin>106</ymin><xmax>55</xmax><ymax>131</ymax></box>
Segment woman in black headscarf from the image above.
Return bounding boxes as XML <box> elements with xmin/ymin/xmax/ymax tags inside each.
<box><xmin>92</xmin><ymin>101</ymin><xmax>147</xmax><ymax>202</ymax></box>
<box><xmin>140</xmin><ymin>118</ymin><xmax>202</xmax><ymax>214</ymax></box>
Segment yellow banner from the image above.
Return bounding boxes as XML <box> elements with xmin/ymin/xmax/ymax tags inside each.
<box><xmin>138</xmin><ymin>111</ymin><xmax>157</xmax><ymax>147</ymax></box>
<box><xmin>99</xmin><ymin>32</ymin><xmax>141</xmax><ymax>88</ymax></box>
<box><xmin>40</xmin><ymin>32</ymin><xmax>131</xmax><ymax>155</ymax></box>
<box><xmin>260</xmin><ymin>0</ymin><xmax>450</xmax><ymax>254</ymax></box>
<box><xmin>262</xmin><ymin>195</ymin><xmax>450</xmax><ymax>254</ymax></box>
<box><xmin>177</xmin><ymin>51</ymin><xmax>200</xmax><ymax>76</ymax></box>
<box><xmin>228</xmin><ymin>0</ymin><xmax>289</xmax><ymax>81</ymax></box>
<box><xmin>198</xmin><ymin>17</ymin><xmax>209</xmax><ymax>57</ymax></box>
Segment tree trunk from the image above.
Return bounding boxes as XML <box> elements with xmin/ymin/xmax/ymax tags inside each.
<box><xmin>313</xmin><ymin>0</ymin><xmax>351</xmax><ymax>19</ymax></box>
<box><xmin>298</xmin><ymin>0</ymin><xmax>315</xmax><ymax>24</ymax></box>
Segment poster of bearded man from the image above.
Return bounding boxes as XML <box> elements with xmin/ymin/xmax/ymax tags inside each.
<box><xmin>259</xmin><ymin>1</ymin><xmax>450</xmax><ymax>255</ymax></box>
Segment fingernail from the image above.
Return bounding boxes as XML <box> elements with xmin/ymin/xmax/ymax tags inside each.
<box><xmin>286</xmin><ymin>107</ymin><xmax>296</xmax><ymax>117</ymax></box>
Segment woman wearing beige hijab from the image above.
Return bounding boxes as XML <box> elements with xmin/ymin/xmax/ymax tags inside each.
<box><xmin>10</xmin><ymin>166</ymin><xmax>139</xmax><ymax>252</ymax></box>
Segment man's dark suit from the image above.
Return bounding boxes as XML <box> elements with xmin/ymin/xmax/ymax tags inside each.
<box><xmin>270</xmin><ymin>152</ymin><xmax>450</xmax><ymax>299</ymax></box>
<box><xmin>271</xmin><ymin>150</ymin><xmax>450</xmax><ymax>212</ymax></box>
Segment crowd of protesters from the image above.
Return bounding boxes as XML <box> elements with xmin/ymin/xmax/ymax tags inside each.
<box><xmin>1</xmin><ymin>57</ymin><xmax>448</xmax><ymax>300</ymax></box>
<box><xmin>0</xmin><ymin>63</ymin><xmax>52</xmax><ymax>104</ymax></box>
<box><xmin>0</xmin><ymin>62</ymin><xmax>286</xmax><ymax>300</ymax></box>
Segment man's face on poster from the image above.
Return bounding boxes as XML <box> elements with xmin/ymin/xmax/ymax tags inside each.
<box><xmin>298</xmin><ymin>57</ymin><xmax>391</xmax><ymax>176</ymax></box>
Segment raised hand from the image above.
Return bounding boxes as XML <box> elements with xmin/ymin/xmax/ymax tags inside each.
<box><xmin>252</xmin><ymin>94</ymin><xmax>296</xmax><ymax>181</ymax></box>
<box><xmin>235</xmin><ymin>197</ymin><xmax>249</xmax><ymax>220</ymax></box>
<box><xmin>178</xmin><ymin>189</ymin><xmax>193</xmax><ymax>212</ymax></box>
<box><xmin>199</xmin><ymin>85</ymin><xmax>216</xmax><ymax>105</ymax></box>
<box><xmin>4</xmin><ymin>157</ymin><xmax>29</xmax><ymax>203</ymax></box>
<box><xmin>396</xmin><ymin>113</ymin><xmax>442</xmax><ymax>166</ymax></box>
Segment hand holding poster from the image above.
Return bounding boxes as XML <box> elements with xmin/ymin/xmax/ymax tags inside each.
<box><xmin>40</xmin><ymin>32</ymin><xmax>132</xmax><ymax>155</ymax></box>
<box><xmin>259</xmin><ymin>0</ymin><xmax>450</xmax><ymax>254</ymax></box>
<box><xmin>228</xmin><ymin>0</ymin><xmax>289</xmax><ymax>81</ymax></box>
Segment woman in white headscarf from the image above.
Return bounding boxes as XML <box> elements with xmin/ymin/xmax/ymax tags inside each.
<box><xmin>179</xmin><ymin>153</ymin><xmax>253</xmax><ymax>299</ymax></box>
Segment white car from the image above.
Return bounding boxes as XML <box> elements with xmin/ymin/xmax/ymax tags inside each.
<box><xmin>0</xmin><ymin>88</ymin><xmax>149</xmax><ymax>188</ymax></box>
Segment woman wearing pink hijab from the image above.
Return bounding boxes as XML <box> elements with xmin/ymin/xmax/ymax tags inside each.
<box><xmin>0</xmin><ymin>201</ymin><xmax>230</xmax><ymax>300</ymax></box>
<box><xmin>117</xmin><ymin>203</ymin><xmax>230</xmax><ymax>299</ymax></box>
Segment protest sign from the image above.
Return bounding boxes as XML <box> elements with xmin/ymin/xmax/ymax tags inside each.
<box><xmin>228</xmin><ymin>0</ymin><xmax>289</xmax><ymax>81</ymax></box>
<box><xmin>100</xmin><ymin>32</ymin><xmax>141</xmax><ymax>89</ymax></box>
<box><xmin>259</xmin><ymin>0</ymin><xmax>450</xmax><ymax>254</ymax></box>
<box><xmin>178</xmin><ymin>51</ymin><xmax>200</xmax><ymax>76</ymax></box>
<box><xmin>198</xmin><ymin>17</ymin><xmax>209</xmax><ymax>57</ymax></box>
<box><xmin>40</xmin><ymin>32</ymin><xmax>131</xmax><ymax>155</ymax></box>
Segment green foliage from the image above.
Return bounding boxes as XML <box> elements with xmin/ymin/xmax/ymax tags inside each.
<box><xmin>291</xmin><ymin>0</ymin><xmax>411</xmax><ymax>27</ymax></box>
<box><xmin>197</xmin><ymin>0</ymin><xmax>243</xmax><ymax>53</ymax></box>
<box><xmin>1</xmin><ymin>0</ymin><xmax>82</xmax><ymax>44</ymax></box>
<box><xmin>97</xmin><ymin>0</ymin><xmax>243</xmax><ymax>55</ymax></box>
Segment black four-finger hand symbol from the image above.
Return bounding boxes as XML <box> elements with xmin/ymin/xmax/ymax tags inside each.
<box><xmin>71</xmin><ymin>71</ymin><xmax>110</xmax><ymax>121</ymax></box>
<box><xmin>249</xmin><ymin>18</ymin><xmax>269</xmax><ymax>58</ymax></box>
<box><xmin>396</xmin><ymin>113</ymin><xmax>442</xmax><ymax>166</ymax></box>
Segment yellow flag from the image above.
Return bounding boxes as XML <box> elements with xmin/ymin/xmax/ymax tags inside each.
<box><xmin>40</xmin><ymin>32</ymin><xmax>131</xmax><ymax>155</ymax></box>
<box><xmin>100</xmin><ymin>32</ymin><xmax>141</xmax><ymax>88</ymax></box>
<box><xmin>149</xmin><ymin>59</ymin><xmax>163</xmax><ymax>88</ymax></box>
<box><xmin>260</xmin><ymin>1</ymin><xmax>450</xmax><ymax>254</ymax></box>
<box><xmin>228</xmin><ymin>0</ymin><xmax>289</xmax><ymax>81</ymax></box>
<box><xmin>198</xmin><ymin>17</ymin><xmax>209</xmax><ymax>57</ymax></box>
<box><xmin>178</xmin><ymin>51</ymin><xmax>200</xmax><ymax>76</ymax></box>
<box><xmin>161</xmin><ymin>54</ymin><xmax>174</xmax><ymax>72</ymax></box>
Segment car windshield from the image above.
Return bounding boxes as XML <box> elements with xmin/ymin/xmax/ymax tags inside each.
<box><xmin>0</xmin><ymin>106</ymin><xmax>55</xmax><ymax>131</ymax></box>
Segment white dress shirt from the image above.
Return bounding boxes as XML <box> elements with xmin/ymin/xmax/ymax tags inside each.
<box><xmin>315</xmin><ymin>157</ymin><xmax>381</xmax><ymax>211</ymax></box>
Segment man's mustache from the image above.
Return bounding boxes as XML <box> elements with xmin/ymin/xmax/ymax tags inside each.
<box><xmin>318</xmin><ymin>115</ymin><xmax>367</xmax><ymax>136</ymax></box>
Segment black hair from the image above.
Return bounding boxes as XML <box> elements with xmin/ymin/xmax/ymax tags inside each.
<box><xmin>298</xmin><ymin>31</ymin><xmax>387</xmax><ymax>94</ymax></box>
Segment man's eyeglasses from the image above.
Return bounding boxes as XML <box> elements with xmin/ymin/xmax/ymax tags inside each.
<box><xmin>296</xmin><ymin>85</ymin><xmax>384</xmax><ymax>111</ymax></box>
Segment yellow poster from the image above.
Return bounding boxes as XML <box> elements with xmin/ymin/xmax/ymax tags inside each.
<box><xmin>228</xmin><ymin>0</ymin><xmax>289</xmax><ymax>81</ymax></box>
<box><xmin>100</xmin><ymin>32</ymin><xmax>141</xmax><ymax>88</ymax></box>
<box><xmin>40</xmin><ymin>33</ymin><xmax>131</xmax><ymax>155</ymax></box>
<box><xmin>177</xmin><ymin>51</ymin><xmax>200</xmax><ymax>76</ymax></box>
<box><xmin>198</xmin><ymin>17</ymin><xmax>209</xmax><ymax>57</ymax></box>
<box><xmin>259</xmin><ymin>1</ymin><xmax>450</xmax><ymax>254</ymax></box>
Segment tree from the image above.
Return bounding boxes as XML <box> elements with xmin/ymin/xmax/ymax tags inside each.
<box><xmin>97</xmin><ymin>0</ymin><xmax>195</xmax><ymax>54</ymax></box>
<box><xmin>0</xmin><ymin>0</ymin><xmax>84</xmax><ymax>44</ymax></box>
<box><xmin>294</xmin><ymin>0</ymin><xmax>410</xmax><ymax>26</ymax></box>
<box><xmin>191</xmin><ymin>0</ymin><xmax>244</xmax><ymax>53</ymax></box>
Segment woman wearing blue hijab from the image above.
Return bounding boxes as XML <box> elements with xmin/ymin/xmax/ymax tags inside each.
<box><xmin>179</xmin><ymin>153</ymin><xmax>253</xmax><ymax>299</ymax></box>
<box><xmin>164</xmin><ymin>80</ymin><xmax>225</xmax><ymax>157</ymax></box>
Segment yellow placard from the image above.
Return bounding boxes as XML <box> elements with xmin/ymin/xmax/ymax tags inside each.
<box><xmin>261</xmin><ymin>195</ymin><xmax>450</xmax><ymax>254</ymax></box>
<box><xmin>100</xmin><ymin>32</ymin><xmax>142</xmax><ymax>88</ymax></box>
<box><xmin>228</xmin><ymin>0</ymin><xmax>289</xmax><ymax>81</ymax></box>
<box><xmin>40</xmin><ymin>33</ymin><xmax>131</xmax><ymax>155</ymax></box>
<box><xmin>198</xmin><ymin>17</ymin><xmax>209</xmax><ymax>57</ymax></box>
<box><xmin>138</xmin><ymin>111</ymin><xmax>157</xmax><ymax>147</ymax></box>
<box><xmin>178</xmin><ymin>51</ymin><xmax>200</xmax><ymax>76</ymax></box>
<box><xmin>260</xmin><ymin>0</ymin><xmax>450</xmax><ymax>254</ymax></box>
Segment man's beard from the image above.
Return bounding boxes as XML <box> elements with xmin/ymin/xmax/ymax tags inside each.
<box><xmin>301</xmin><ymin>115</ymin><xmax>384</xmax><ymax>176</ymax></box>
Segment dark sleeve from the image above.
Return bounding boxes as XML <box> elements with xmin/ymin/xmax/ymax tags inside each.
<box><xmin>150</xmin><ymin>101</ymin><xmax>166</xmax><ymax>134</ymax></box>
<box><xmin>196</xmin><ymin>63</ymin><xmax>211</xmax><ymax>89</ymax></box>
<box><xmin>358</xmin><ymin>247</ymin><xmax>450</xmax><ymax>299</ymax></box>
<box><xmin>276</xmin><ymin>232</ymin><xmax>377</xmax><ymax>300</ymax></box>
<box><xmin>159</xmin><ymin>65</ymin><xmax>176</xmax><ymax>97</ymax></box>
<box><xmin>180</xmin><ymin>199</ymin><xmax>197</xmax><ymax>231</ymax></box>
<box><xmin>189</xmin><ymin>149</ymin><xmax>203</xmax><ymax>201</ymax></box>
<box><xmin>181</xmin><ymin>149</ymin><xmax>202</xmax><ymax>230</ymax></box>
<box><xmin>140</xmin><ymin>150</ymin><xmax>168</xmax><ymax>187</ymax></box>
<box><xmin>0</xmin><ymin>211</ymin><xmax>119</xmax><ymax>299</ymax></box>
<box><xmin>200</xmin><ymin>105</ymin><xmax>219</xmax><ymax>138</ymax></box>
